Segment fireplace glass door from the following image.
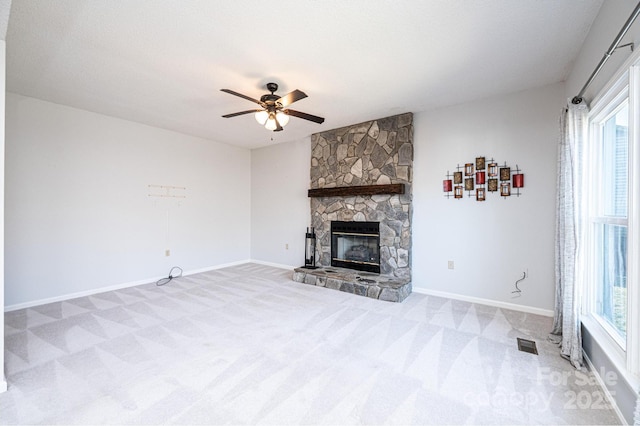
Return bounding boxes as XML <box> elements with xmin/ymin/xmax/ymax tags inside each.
<box><xmin>331</xmin><ymin>221</ymin><xmax>380</xmax><ymax>273</ymax></box>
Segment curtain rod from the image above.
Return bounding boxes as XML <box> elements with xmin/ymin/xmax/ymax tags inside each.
<box><xmin>572</xmin><ymin>1</ymin><xmax>640</xmax><ymax>105</ymax></box>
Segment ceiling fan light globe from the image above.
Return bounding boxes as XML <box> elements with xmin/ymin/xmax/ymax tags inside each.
<box><xmin>265</xmin><ymin>117</ymin><xmax>277</xmax><ymax>131</ymax></box>
<box><xmin>255</xmin><ymin>110</ymin><xmax>269</xmax><ymax>125</ymax></box>
<box><xmin>276</xmin><ymin>111</ymin><xmax>289</xmax><ymax>126</ymax></box>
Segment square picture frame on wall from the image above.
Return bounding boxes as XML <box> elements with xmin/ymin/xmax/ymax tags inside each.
<box><xmin>464</xmin><ymin>178</ymin><xmax>474</xmax><ymax>191</ymax></box>
<box><xmin>454</xmin><ymin>186</ymin><xmax>463</xmax><ymax>198</ymax></box>
<box><xmin>465</xmin><ymin>163</ymin><xmax>474</xmax><ymax>176</ymax></box>
<box><xmin>500</xmin><ymin>182</ymin><xmax>511</xmax><ymax>196</ymax></box>
<box><xmin>500</xmin><ymin>167</ymin><xmax>511</xmax><ymax>181</ymax></box>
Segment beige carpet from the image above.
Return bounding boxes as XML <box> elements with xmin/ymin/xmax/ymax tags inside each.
<box><xmin>1</xmin><ymin>263</ymin><xmax>620</xmax><ymax>424</ymax></box>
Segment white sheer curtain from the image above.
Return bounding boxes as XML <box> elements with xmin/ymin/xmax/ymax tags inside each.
<box><xmin>550</xmin><ymin>102</ymin><xmax>589</xmax><ymax>369</ymax></box>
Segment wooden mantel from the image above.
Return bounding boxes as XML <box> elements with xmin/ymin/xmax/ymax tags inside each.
<box><xmin>308</xmin><ymin>184</ymin><xmax>405</xmax><ymax>198</ymax></box>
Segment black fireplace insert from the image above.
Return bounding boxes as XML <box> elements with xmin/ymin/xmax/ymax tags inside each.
<box><xmin>331</xmin><ymin>221</ymin><xmax>380</xmax><ymax>273</ymax></box>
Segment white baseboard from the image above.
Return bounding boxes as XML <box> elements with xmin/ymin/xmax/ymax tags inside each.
<box><xmin>412</xmin><ymin>287</ymin><xmax>554</xmax><ymax>317</ymax></box>
<box><xmin>184</xmin><ymin>259</ymin><xmax>251</xmax><ymax>275</ymax></box>
<box><xmin>249</xmin><ymin>259</ymin><xmax>296</xmax><ymax>270</ymax></box>
<box><xmin>582</xmin><ymin>350</ymin><xmax>627</xmax><ymax>425</ymax></box>
<box><xmin>0</xmin><ymin>378</ymin><xmax>7</xmax><ymax>393</ymax></box>
<box><xmin>4</xmin><ymin>259</ymin><xmax>253</xmax><ymax>312</ymax></box>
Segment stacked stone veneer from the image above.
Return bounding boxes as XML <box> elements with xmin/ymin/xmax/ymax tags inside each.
<box><xmin>310</xmin><ymin>112</ymin><xmax>413</xmax><ymax>279</ymax></box>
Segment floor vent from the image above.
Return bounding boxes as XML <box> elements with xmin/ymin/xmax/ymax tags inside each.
<box><xmin>517</xmin><ymin>338</ymin><xmax>538</xmax><ymax>355</ymax></box>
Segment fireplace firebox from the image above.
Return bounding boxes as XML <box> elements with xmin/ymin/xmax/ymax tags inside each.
<box><xmin>331</xmin><ymin>221</ymin><xmax>380</xmax><ymax>273</ymax></box>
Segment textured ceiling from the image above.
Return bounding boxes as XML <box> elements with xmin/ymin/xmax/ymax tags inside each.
<box><xmin>6</xmin><ymin>0</ymin><xmax>603</xmax><ymax>149</ymax></box>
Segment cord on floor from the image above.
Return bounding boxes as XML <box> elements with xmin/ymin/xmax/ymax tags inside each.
<box><xmin>156</xmin><ymin>266</ymin><xmax>183</xmax><ymax>286</ymax></box>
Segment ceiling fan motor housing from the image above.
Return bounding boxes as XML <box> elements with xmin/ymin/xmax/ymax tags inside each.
<box><xmin>260</xmin><ymin>93</ymin><xmax>280</xmax><ymax>108</ymax></box>
<box><xmin>261</xmin><ymin>83</ymin><xmax>282</xmax><ymax>110</ymax></box>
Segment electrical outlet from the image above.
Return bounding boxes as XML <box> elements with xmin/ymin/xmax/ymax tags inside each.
<box><xmin>165</xmin><ymin>249</ymin><xmax>170</xmax><ymax>257</ymax></box>
<box><xmin>286</xmin><ymin>243</ymin><xmax>289</xmax><ymax>250</ymax></box>
<box><xmin>448</xmin><ymin>260</ymin><xmax>454</xmax><ymax>270</ymax></box>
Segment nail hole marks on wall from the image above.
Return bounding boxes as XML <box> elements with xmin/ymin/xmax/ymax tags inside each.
<box><xmin>149</xmin><ymin>184</ymin><xmax>187</xmax><ymax>258</ymax></box>
<box><xmin>148</xmin><ymin>184</ymin><xmax>186</xmax><ymax>199</ymax></box>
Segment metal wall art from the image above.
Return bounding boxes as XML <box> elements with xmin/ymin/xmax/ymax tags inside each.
<box><xmin>443</xmin><ymin>157</ymin><xmax>524</xmax><ymax>200</ymax></box>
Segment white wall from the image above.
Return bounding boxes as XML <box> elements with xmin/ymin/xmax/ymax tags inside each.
<box><xmin>5</xmin><ymin>93</ymin><xmax>251</xmax><ymax>307</ymax></box>
<box><xmin>566</xmin><ymin>1</ymin><xmax>640</xmax><ymax>104</ymax></box>
<box><xmin>411</xmin><ymin>82</ymin><xmax>565</xmax><ymax>312</ymax></box>
<box><xmin>0</xmin><ymin>40</ymin><xmax>7</xmax><ymax>392</ymax></box>
<box><xmin>250</xmin><ymin>138</ymin><xmax>310</xmax><ymax>268</ymax></box>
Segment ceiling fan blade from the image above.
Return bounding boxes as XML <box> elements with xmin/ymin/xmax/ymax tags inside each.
<box><xmin>277</xmin><ymin>89</ymin><xmax>307</xmax><ymax>107</ymax></box>
<box><xmin>285</xmin><ymin>109</ymin><xmax>325</xmax><ymax>124</ymax></box>
<box><xmin>222</xmin><ymin>109</ymin><xmax>261</xmax><ymax>118</ymax></box>
<box><xmin>220</xmin><ymin>89</ymin><xmax>263</xmax><ymax>105</ymax></box>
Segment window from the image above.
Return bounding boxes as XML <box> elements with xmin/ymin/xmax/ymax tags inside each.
<box><xmin>591</xmin><ymin>100</ymin><xmax>629</xmax><ymax>345</ymax></box>
<box><xmin>583</xmin><ymin>53</ymin><xmax>640</xmax><ymax>378</ymax></box>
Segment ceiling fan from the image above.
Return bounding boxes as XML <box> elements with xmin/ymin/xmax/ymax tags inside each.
<box><xmin>221</xmin><ymin>82</ymin><xmax>325</xmax><ymax>132</ymax></box>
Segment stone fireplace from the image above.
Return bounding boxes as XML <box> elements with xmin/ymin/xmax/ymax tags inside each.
<box><xmin>293</xmin><ymin>113</ymin><xmax>413</xmax><ymax>302</ymax></box>
<box><xmin>310</xmin><ymin>112</ymin><xmax>413</xmax><ymax>278</ymax></box>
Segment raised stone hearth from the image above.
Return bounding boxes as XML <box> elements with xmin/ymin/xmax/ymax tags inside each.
<box><xmin>293</xmin><ymin>267</ymin><xmax>411</xmax><ymax>303</ymax></box>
